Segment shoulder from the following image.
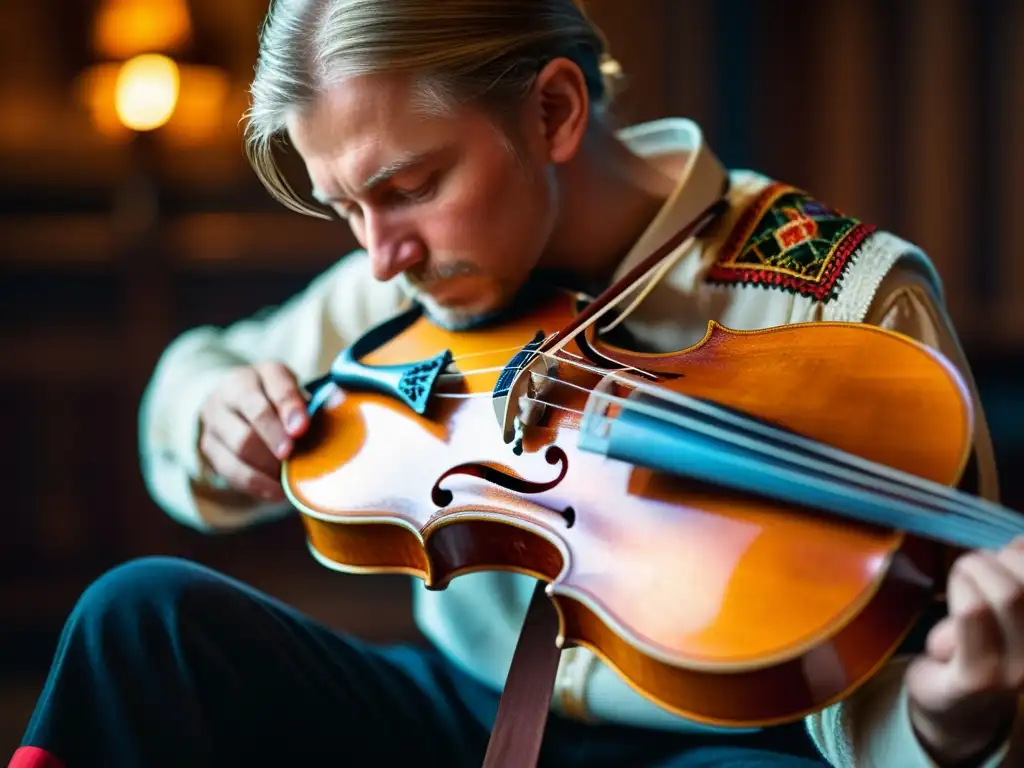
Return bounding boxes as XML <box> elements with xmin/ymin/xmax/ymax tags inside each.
<box><xmin>235</xmin><ymin>248</ymin><xmax>409</xmax><ymax>357</ymax></box>
<box><xmin>699</xmin><ymin>171</ymin><xmax>945</xmax><ymax>324</ymax></box>
<box><xmin>305</xmin><ymin>248</ymin><xmax>409</xmax><ymax>327</ymax></box>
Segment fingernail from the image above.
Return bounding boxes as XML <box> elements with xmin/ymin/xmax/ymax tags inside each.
<box><xmin>276</xmin><ymin>441</ymin><xmax>290</xmax><ymax>458</ymax></box>
<box><xmin>286</xmin><ymin>412</ymin><xmax>305</xmax><ymax>433</ymax></box>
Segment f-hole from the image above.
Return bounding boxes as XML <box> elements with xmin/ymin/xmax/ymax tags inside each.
<box><xmin>431</xmin><ymin>446</ymin><xmax>574</xmax><ymax>528</ymax></box>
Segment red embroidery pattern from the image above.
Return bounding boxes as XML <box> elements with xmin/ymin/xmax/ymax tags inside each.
<box><xmin>706</xmin><ymin>182</ymin><xmax>877</xmax><ymax>302</ymax></box>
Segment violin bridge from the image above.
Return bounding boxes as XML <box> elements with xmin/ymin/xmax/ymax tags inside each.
<box><xmin>492</xmin><ymin>331</ymin><xmax>558</xmax><ymax>448</ymax></box>
<box><xmin>492</xmin><ymin>331</ymin><xmax>544</xmax><ymax>444</ymax></box>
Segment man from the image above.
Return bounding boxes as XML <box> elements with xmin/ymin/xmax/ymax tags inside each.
<box><xmin>11</xmin><ymin>1</ymin><xmax>1024</xmax><ymax>766</ymax></box>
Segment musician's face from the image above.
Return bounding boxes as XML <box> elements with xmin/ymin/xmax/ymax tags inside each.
<box><xmin>286</xmin><ymin>67</ymin><xmax>586</xmax><ymax>328</ymax></box>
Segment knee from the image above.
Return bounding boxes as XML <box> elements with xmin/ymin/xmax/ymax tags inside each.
<box><xmin>68</xmin><ymin>556</ymin><xmax>224</xmax><ymax>637</ymax></box>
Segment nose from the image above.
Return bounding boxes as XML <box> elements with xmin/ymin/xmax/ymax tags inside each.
<box><xmin>363</xmin><ymin>210</ymin><xmax>425</xmax><ymax>282</ymax></box>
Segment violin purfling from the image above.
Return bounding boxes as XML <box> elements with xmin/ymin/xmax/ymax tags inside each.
<box><xmin>281</xmin><ymin>272</ymin><xmax>1022</xmax><ymax>727</ymax></box>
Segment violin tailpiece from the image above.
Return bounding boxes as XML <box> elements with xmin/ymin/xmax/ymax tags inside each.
<box><xmin>303</xmin><ymin>304</ymin><xmax>455</xmax><ymax>416</ymax></box>
<box><xmin>324</xmin><ymin>348</ymin><xmax>454</xmax><ymax>415</ymax></box>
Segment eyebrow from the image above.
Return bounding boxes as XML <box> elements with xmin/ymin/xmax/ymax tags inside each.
<box><xmin>312</xmin><ymin>147</ymin><xmax>445</xmax><ymax>205</ymax></box>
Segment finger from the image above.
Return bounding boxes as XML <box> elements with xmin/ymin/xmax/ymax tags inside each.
<box><xmin>234</xmin><ymin>387</ymin><xmax>292</xmax><ymax>461</ymax></box>
<box><xmin>905</xmin><ymin>652</ymin><xmax>958</xmax><ymax>716</ymax></box>
<box><xmin>926</xmin><ymin>616</ymin><xmax>957</xmax><ymax>662</ymax></box>
<box><xmin>200</xmin><ymin>431</ymin><xmax>284</xmax><ymax>501</ymax></box>
<box><xmin>205</xmin><ymin>407</ymin><xmax>281</xmax><ymax>478</ymax></box>
<box><xmin>996</xmin><ymin>536</ymin><xmax>1024</xmax><ymax>581</ymax></box>
<box><xmin>256</xmin><ymin>362</ymin><xmax>309</xmax><ymax>438</ymax></box>
<box><xmin>948</xmin><ymin>554</ymin><xmax>990</xmax><ymax>617</ymax></box>
<box><xmin>990</xmin><ymin>545</ymin><xmax>1024</xmax><ymax>687</ymax></box>
<box><xmin>948</xmin><ymin>558</ymin><xmax>1004</xmax><ymax>690</ymax></box>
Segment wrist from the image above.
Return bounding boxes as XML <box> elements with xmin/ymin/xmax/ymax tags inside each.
<box><xmin>909</xmin><ymin>697</ymin><xmax>1016</xmax><ymax>767</ymax></box>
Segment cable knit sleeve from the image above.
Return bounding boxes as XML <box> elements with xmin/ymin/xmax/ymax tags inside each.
<box><xmin>805</xmin><ymin>260</ymin><xmax>1022</xmax><ymax>766</ymax></box>
<box><xmin>138</xmin><ymin>250</ymin><xmax>406</xmax><ymax>532</ymax></box>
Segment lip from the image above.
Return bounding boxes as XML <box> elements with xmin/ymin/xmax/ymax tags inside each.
<box><xmin>414</xmin><ymin>275</ymin><xmax>486</xmax><ymax>308</ymax></box>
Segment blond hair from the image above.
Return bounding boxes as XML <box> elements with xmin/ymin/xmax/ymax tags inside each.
<box><xmin>244</xmin><ymin>0</ymin><xmax>624</xmax><ymax>218</ymax></box>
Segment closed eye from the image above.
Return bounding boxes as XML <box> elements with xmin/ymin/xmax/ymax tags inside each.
<box><xmin>320</xmin><ymin>168</ymin><xmax>441</xmax><ymax>221</ymax></box>
<box><xmin>384</xmin><ymin>172</ymin><xmax>439</xmax><ymax>206</ymax></box>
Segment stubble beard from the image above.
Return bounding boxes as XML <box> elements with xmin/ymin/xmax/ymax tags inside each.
<box><xmin>396</xmin><ymin>261</ymin><xmax>519</xmax><ymax>331</ymax></box>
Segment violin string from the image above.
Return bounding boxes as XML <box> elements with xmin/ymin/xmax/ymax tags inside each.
<box><xmin>437</xmin><ymin>366</ymin><xmax>506</xmax><ymax>380</ymax></box>
<box><xmin>525</xmin><ymin>372</ymin><xmax>1014</xmax><ymax>548</ymax></box>
<box><xmin>424</xmin><ymin>356</ymin><xmax>1013</xmax><ymax>546</ymax></box>
<box><xmin>523</xmin><ymin>355</ymin><xmax>1024</xmax><ymax>540</ymax></box>
<box><xmin>424</xmin><ymin>340</ymin><xmax>1020</xmax><ymax>544</ymax></box>
<box><xmin>445</xmin><ymin>339</ymin><xmax>556</xmax><ymax>365</ymax></box>
<box><xmin>525</xmin><ymin>396</ymin><xmax>584</xmax><ymax>417</ymax></box>
<box><xmin>434</xmin><ymin>388</ymin><xmax>1006</xmax><ymax>548</ymax></box>
<box><xmin>544</xmin><ymin>352</ymin><xmax>1019</xmax><ymax>534</ymax></box>
<box><xmin>556</xmin><ymin>348</ymin><xmax>659</xmax><ymax>380</ymax></box>
<box><xmin>604</xmin><ymin>398</ymin><xmax>1016</xmax><ymax>543</ymax></box>
<box><xmin>436</xmin><ymin>345</ymin><xmax>655</xmax><ymax>384</ymax></box>
<box><xmin>526</xmin><ymin>348</ymin><xmax>994</xmax><ymax>518</ymax></box>
<box><xmin>432</xmin><ymin>368</ymin><xmax>1008</xmax><ymax>547</ymax></box>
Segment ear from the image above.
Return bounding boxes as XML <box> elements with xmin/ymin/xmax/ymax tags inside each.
<box><xmin>530</xmin><ymin>57</ymin><xmax>590</xmax><ymax>165</ymax></box>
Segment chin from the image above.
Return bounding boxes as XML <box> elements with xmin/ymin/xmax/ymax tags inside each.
<box><xmin>397</xmin><ymin>274</ymin><xmax>515</xmax><ymax>331</ymax></box>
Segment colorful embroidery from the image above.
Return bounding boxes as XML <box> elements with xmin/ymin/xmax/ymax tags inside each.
<box><xmin>706</xmin><ymin>183</ymin><xmax>876</xmax><ymax>302</ymax></box>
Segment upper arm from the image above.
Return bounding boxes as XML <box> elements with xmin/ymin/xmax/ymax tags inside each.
<box><xmin>862</xmin><ymin>260</ymin><xmax>999</xmax><ymax>503</ymax></box>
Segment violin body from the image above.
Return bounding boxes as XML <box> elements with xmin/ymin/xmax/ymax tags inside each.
<box><xmin>282</xmin><ymin>286</ymin><xmax>974</xmax><ymax>727</ymax></box>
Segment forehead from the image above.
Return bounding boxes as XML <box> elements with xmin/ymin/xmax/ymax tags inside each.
<box><xmin>286</xmin><ymin>73</ymin><xmax>495</xmax><ymax>193</ymax></box>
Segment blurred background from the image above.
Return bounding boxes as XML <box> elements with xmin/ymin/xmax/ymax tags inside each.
<box><xmin>1</xmin><ymin>0</ymin><xmax>1022</xmax><ymax>755</ymax></box>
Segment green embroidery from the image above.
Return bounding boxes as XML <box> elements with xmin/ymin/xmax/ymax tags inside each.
<box><xmin>707</xmin><ymin>184</ymin><xmax>876</xmax><ymax>302</ymax></box>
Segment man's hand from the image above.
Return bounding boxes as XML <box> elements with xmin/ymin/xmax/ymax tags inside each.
<box><xmin>198</xmin><ymin>362</ymin><xmax>310</xmax><ymax>501</ymax></box>
<box><xmin>906</xmin><ymin>536</ymin><xmax>1024</xmax><ymax>765</ymax></box>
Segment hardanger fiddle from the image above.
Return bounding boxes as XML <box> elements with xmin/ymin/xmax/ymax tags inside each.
<box><xmin>280</xmin><ymin>199</ymin><xmax>1024</xmax><ymax>744</ymax></box>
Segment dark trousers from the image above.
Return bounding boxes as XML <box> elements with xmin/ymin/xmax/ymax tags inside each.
<box><xmin>17</xmin><ymin>557</ymin><xmax>826</xmax><ymax>767</ymax></box>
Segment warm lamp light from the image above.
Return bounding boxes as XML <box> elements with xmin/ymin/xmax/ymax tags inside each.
<box><xmin>76</xmin><ymin>57</ymin><xmax>231</xmax><ymax>144</ymax></box>
<box><xmin>92</xmin><ymin>0</ymin><xmax>192</xmax><ymax>60</ymax></box>
<box><xmin>114</xmin><ymin>54</ymin><xmax>180</xmax><ymax>131</ymax></box>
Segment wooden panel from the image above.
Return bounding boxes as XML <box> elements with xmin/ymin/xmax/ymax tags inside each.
<box><xmin>810</xmin><ymin>0</ymin><xmax>882</xmax><ymax>223</ymax></box>
<box><xmin>664</xmin><ymin>0</ymin><xmax>716</xmax><ymax>131</ymax></box>
<box><xmin>998</xmin><ymin>0</ymin><xmax>1024</xmax><ymax>343</ymax></box>
<box><xmin>900</xmin><ymin>0</ymin><xmax>975</xmax><ymax>327</ymax></box>
<box><xmin>583</xmin><ymin>0</ymin><xmax>672</xmax><ymax>123</ymax></box>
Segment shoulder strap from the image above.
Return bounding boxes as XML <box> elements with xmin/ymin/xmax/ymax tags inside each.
<box><xmin>481</xmin><ymin>580</ymin><xmax>562</xmax><ymax>768</ymax></box>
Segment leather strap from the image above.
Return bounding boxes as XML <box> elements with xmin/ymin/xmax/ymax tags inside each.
<box><xmin>481</xmin><ymin>580</ymin><xmax>562</xmax><ymax>768</ymax></box>
<box><xmin>480</xmin><ymin>195</ymin><xmax>733</xmax><ymax>766</ymax></box>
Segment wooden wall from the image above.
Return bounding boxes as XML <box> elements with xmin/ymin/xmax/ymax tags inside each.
<box><xmin>1</xmin><ymin>0</ymin><xmax>1022</xmax><ymax>675</ymax></box>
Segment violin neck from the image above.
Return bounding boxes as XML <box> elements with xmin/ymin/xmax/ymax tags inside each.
<box><xmin>577</xmin><ymin>391</ymin><xmax>1022</xmax><ymax>552</ymax></box>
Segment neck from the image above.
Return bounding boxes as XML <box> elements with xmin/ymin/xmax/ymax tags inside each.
<box><xmin>539</xmin><ymin>124</ymin><xmax>679</xmax><ymax>288</ymax></box>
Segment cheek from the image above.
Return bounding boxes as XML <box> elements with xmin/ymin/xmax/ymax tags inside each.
<box><xmin>421</xmin><ymin>155</ymin><xmax>550</xmax><ymax>269</ymax></box>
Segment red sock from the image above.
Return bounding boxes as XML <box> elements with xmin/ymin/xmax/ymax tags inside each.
<box><xmin>8</xmin><ymin>747</ymin><xmax>64</xmax><ymax>768</ymax></box>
